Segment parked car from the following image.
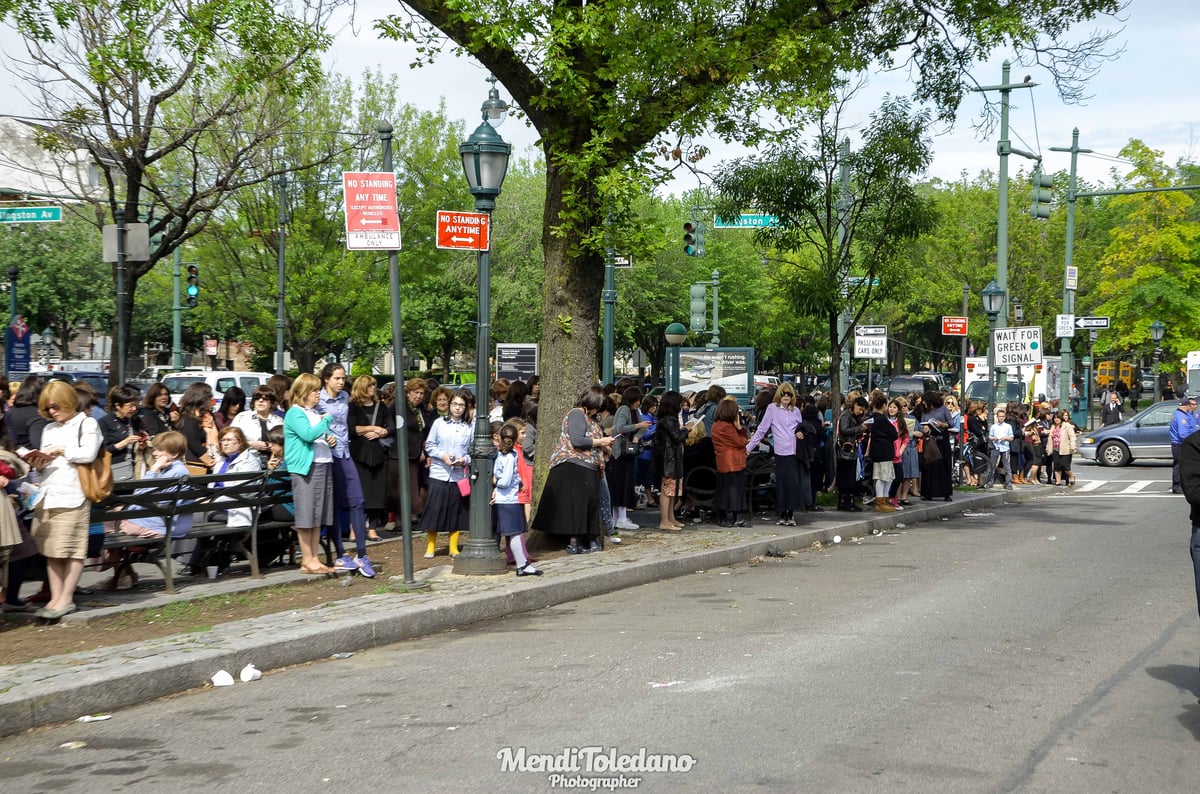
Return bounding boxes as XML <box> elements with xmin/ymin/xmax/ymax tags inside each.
<box><xmin>880</xmin><ymin>374</ymin><xmax>945</xmax><ymax>398</ymax></box>
<box><xmin>162</xmin><ymin>371</ymin><xmax>274</xmax><ymax>408</ymax></box>
<box><xmin>1077</xmin><ymin>400</ymin><xmax>1176</xmax><ymax>466</ymax></box>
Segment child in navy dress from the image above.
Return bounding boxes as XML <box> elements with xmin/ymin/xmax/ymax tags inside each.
<box><xmin>494</xmin><ymin>424</ymin><xmax>541</xmax><ymax>576</ymax></box>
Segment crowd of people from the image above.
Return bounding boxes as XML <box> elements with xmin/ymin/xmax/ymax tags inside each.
<box><xmin>11</xmin><ymin>365</ymin><xmax>1175</xmax><ymax>616</ymax></box>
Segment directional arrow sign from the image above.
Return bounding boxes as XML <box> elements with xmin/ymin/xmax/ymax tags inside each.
<box><xmin>436</xmin><ymin>210</ymin><xmax>490</xmax><ymax>251</ymax></box>
<box><xmin>1074</xmin><ymin>316</ymin><xmax>1110</xmax><ymax>329</ymax></box>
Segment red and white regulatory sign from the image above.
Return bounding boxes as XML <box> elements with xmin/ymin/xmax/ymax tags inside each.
<box><xmin>343</xmin><ymin>172</ymin><xmax>402</xmax><ymax>250</ymax></box>
<box><xmin>436</xmin><ymin>210</ymin><xmax>490</xmax><ymax>251</ymax></box>
<box><xmin>941</xmin><ymin>316</ymin><xmax>969</xmax><ymax>336</ymax></box>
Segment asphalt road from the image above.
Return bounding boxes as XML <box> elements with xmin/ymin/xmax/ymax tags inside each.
<box><xmin>3</xmin><ymin>473</ymin><xmax>1199</xmax><ymax>793</ymax></box>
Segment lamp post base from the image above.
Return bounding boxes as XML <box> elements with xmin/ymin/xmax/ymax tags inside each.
<box><xmin>452</xmin><ymin>537</ymin><xmax>508</xmax><ymax>575</ymax></box>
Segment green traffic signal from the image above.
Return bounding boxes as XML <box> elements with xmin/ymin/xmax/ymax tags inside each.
<box><xmin>185</xmin><ymin>264</ymin><xmax>200</xmax><ymax>308</ymax></box>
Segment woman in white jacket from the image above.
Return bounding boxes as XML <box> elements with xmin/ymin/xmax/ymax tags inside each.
<box><xmin>212</xmin><ymin>427</ymin><xmax>263</xmax><ymax>527</ymax></box>
<box><xmin>27</xmin><ymin>380</ymin><xmax>102</xmax><ymax>620</ymax></box>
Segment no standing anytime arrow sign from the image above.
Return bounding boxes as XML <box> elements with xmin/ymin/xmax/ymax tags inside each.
<box><xmin>343</xmin><ymin>172</ymin><xmax>402</xmax><ymax>250</ymax></box>
<box><xmin>436</xmin><ymin>210</ymin><xmax>490</xmax><ymax>251</ymax></box>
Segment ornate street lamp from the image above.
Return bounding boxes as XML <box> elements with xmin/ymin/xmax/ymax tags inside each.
<box><xmin>454</xmin><ymin>79</ymin><xmax>512</xmax><ymax>576</ymax></box>
<box><xmin>1150</xmin><ymin>320</ymin><xmax>1165</xmax><ymax>403</ymax></box>
<box><xmin>981</xmin><ymin>280</ymin><xmax>1005</xmax><ymax>422</ymax></box>
<box><xmin>665</xmin><ymin>322</ymin><xmax>688</xmax><ymax>393</ymax></box>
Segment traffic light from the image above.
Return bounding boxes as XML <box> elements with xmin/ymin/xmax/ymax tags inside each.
<box><xmin>683</xmin><ymin>221</ymin><xmax>705</xmax><ymax>256</ymax></box>
<box><xmin>689</xmin><ymin>283</ymin><xmax>707</xmax><ymax>332</ymax></box>
<box><xmin>185</xmin><ymin>264</ymin><xmax>200</xmax><ymax>308</ymax></box>
<box><xmin>1030</xmin><ymin>169</ymin><xmax>1053</xmax><ymax>219</ymax></box>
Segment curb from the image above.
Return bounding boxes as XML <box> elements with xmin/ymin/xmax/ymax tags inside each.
<box><xmin>0</xmin><ymin>490</ymin><xmax>1018</xmax><ymax>737</ymax></box>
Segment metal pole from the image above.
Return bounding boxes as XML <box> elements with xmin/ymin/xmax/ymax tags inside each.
<box><xmin>987</xmin><ymin>312</ymin><xmax>998</xmax><ymax>424</ymax></box>
<box><xmin>835</xmin><ymin>137</ymin><xmax>851</xmax><ymax>394</ymax></box>
<box><xmin>960</xmin><ymin>284</ymin><xmax>969</xmax><ymax>400</ymax></box>
<box><xmin>454</xmin><ymin>191</ymin><xmax>506</xmax><ymax>576</ymax></box>
<box><xmin>602</xmin><ymin>242</ymin><xmax>615</xmax><ymax>384</ymax></box>
<box><xmin>276</xmin><ymin>174</ymin><xmax>288</xmax><ymax>375</ymax></box>
<box><xmin>1050</xmin><ymin>129</ymin><xmax>1091</xmax><ymax>413</ymax></box>
<box><xmin>379</xmin><ymin>122</ymin><xmax>420</xmax><ymax>586</ymax></box>
<box><xmin>6</xmin><ymin>265</ymin><xmax>16</xmax><ymax>379</ymax></box>
<box><xmin>709</xmin><ymin>270</ymin><xmax>720</xmax><ymax>348</ymax></box>
<box><xmin>115</xmin><ymin>207</ymin><xmax>127</xmax><ymax>384</ymax></box>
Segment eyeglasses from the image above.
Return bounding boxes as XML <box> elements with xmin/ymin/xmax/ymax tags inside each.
<box><xmin>255</xmin><ymin>396</ymin><xmax>272</xmax><ymax>402</ymax></box>
<box><xmin>451</xmin><ymin>401</ymin><xmax>467</xmax><ymax>408</ymax></box>
<box><xmin>45</xmin><ymin>403</ymin><xmax>61</xmax><ymax>411</ymax></box>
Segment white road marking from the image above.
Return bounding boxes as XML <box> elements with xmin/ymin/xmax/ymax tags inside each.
<box><xmin>1119</xmin><ymin>480</ymin><xmax>1152</xmax><ymax>494</ymax></box>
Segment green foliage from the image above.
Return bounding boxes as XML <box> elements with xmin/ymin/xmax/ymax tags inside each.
<box><xmin>0</xmin><ymin>215</ymin><xmax>111</xmax><ymax>357</ymax></box>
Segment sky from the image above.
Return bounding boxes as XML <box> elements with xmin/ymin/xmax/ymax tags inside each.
<box><xmin>317</xmin><ymin>0</ymin><xmax>1199</xmax><ymax>190</ymax></box>
<box><xmin>2</xmin><ymin>0</ymin><xmax>1197</xmax><ymax>190</ymax></box>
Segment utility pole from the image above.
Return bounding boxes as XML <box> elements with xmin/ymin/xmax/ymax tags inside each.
<box><xmin>1049</xmin><ymin>128</ymin><xmax>1091</xmax><ymax>413</ymax></box>
<box><xmin>276</xmin><ymin>174</ymin><xmax>288</xmax><ymax>374</ymax></box>
<box><xmin>974</xmin><ymin>62</ymin><xmax>1038</xmax><ymax>391</ymax></box>
<box><xmin>601</xmin><ymin>235</ymin><xmax>615</xmax><ymax>384</ymax></box>
<box><xmin>834</xmin><ymin>137</ymin><xmax>852</xmax><ymax>395</ymax></box>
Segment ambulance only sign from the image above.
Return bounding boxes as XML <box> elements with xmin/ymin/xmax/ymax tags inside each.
<box><xmin>992</xmin><ymin>326</ymin><xmax>1043</xmax><ymax>367</ymax></box>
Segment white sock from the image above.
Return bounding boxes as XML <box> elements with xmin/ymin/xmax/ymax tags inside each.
<box><xmin>509</xmin><ymin>534</ymin><xmax>529</xmax><ymax>569</ymax></box>
<box><xmin>615</xmin><ymin>506</ymin><xmax>626</xmax><ymax>523</ymax></box>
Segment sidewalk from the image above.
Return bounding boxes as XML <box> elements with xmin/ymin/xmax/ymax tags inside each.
<box><xmin>0</xmin><ymin>490</ymin><xmax>1022</xmax><ymax>737</ymax></box>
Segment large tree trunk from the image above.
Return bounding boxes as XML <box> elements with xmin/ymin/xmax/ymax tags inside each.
<box><xmin>532</xmin><ymin>161</ymin><xmax>604</xmax><ymax>503</ymax></box>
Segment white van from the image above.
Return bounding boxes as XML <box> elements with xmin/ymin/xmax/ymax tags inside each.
<box><xmin>162</xmin><ymin>371</ymin><xmax>274</xmax><ymax>408</ymax></box>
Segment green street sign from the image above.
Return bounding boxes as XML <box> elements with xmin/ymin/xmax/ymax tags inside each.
<box><xmin>1081</xmin><ymin>356</ymin><xmax>1091</xmax><ymax>365</ymax></box>
<box><xmin>713</xmin><ymin>213</ymin><xmax>778</xmax><ymax>228</ymax></box>
<box><xmin>0</xmin><ymin>206</ymin><xmax>62</xmax><ymax>223</ymax></box>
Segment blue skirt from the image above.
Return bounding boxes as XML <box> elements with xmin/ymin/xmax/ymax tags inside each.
<box><xmin>494</xmin><ymin>503</ymin><xmax>526</xmax><ymax>536</ymax></box>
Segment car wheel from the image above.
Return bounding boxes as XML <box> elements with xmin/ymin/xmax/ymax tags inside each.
<box><xmin>1097</xmin><ymin>441</ymin><xmax>1130</xmax><ymax>467</ymax></box>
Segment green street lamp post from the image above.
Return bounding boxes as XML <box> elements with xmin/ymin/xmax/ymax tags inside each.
<box><xmin>981</xmin><ymin>280</ymin><xmax>1005</xmax><ymax>422</ymax></box>
<box><xmin>1150</xmin><ymin>320</ymin><xmax>1165</xmax><ymax>403</ymax></box>
<box><xmin>665</xmin><ymin>322</ymin><xmax>687</xmax><ymax>393</ymax></box>
<box><xmin>454</xmin><ymin>80</ymin><xmax>512</xmax><ymax>576</ymax></box>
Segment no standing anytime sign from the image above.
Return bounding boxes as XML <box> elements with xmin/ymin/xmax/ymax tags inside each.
<box><xmin>343</xmin><ymin>172</ymin><xmax>402</xmax><ymax>250</ymax></box>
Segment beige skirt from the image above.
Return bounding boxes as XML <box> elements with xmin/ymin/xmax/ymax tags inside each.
<box><xmin>32</xmin><ymin>502</ymin><xmax>91</xmax><ymax>560</ymax></box>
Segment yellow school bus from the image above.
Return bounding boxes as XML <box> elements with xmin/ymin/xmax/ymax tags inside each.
<box><xmin>1095</xmin><ymin>360</ymin><xmax>1135</xmax><ymax>389</ymax></box>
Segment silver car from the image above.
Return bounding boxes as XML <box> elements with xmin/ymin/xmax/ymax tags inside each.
<box><xmin>1077</xmin><ymin>401</ymin><xmax>1177</xmax><ymax>466</ymax></box>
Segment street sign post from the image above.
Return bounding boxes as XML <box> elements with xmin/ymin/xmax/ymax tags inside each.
<box><xmin>0</xmin><ymin>206</ymin><xmax>61</xmax><ymax>223</ymax></box>
<box><xmin>854</xmin><ymin>325</ymin><xmax>887</xmax><ymax>360</ymax></box>
<box><xmin>435</xmin><ymin>210</ymin><xmax>490</xmax><ymax>251</ymax></box>
<box><xmin>941</xmin><ymin>316</ymin><xmax>968</xmax><ymax>336</ymax></box>
<box><xmin>343</xmin><ymin>172</ymin><xmax>402</xmax><ymax>250</ymax></box>
<box><xmin>712</xmin><ymin>213</ymin><xmax>778</xmax><ymax>229</ymax></box>
<box><xmin>1074</xmin><ymin>316</ymin><xmax>1110</xmax><ymax>329</ymax></box>
<box><xmin>612</xmin><ymin>254</ymin><xmax>632</xmax><ymax>268</ymax></box>
<box><xmin>992</xmin><ymin>325</ymin><xmax>1043</xmax><ymax>367</ymax></box>
<box><xmin>1056</xmin><ymin>313</ymin><xmax>1075</xmax><ymax>338</ymax></box>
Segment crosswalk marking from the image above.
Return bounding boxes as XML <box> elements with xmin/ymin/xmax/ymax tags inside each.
<box><xmin>1076</xmin><ymin>480</ymin><xmax>1104</xmax><ymax>492</ymax></box>
<box><xmin>1118</xmin><ymin>480</ymin><xmax>1152</xmax><ymax>494</ymax></box>
<box><xmin>1035</xmin><ymin>479</ymin><xmax>1180</xmax><ymax>498</ymax></box>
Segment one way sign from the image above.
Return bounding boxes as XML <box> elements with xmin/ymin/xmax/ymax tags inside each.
<box><xmin>1074</xmin><ymin>316</ymin><xmax>1110</xmax><ymax>329</ymax></box>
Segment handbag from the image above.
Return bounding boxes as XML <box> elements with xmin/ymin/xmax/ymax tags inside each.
<box><xmin>922</xmin><ymin>437</ymin><xmax>943</xmax><ymax>464</ymax></box>
<box><xmin>456</xmin><ymin>477</ymin><xmax>471</xmax><ymax>498</ymax></box>
<box><xmin>76</xmin><ymin>421</ymin><xmax>114</xmax><ymax>502</ymax></box>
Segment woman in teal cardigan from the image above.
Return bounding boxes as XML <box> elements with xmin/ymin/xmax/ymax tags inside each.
<box><xmin>283</xmin><ymin>373</ymin><xmax>335</xmax><ymax>574</ymax></box>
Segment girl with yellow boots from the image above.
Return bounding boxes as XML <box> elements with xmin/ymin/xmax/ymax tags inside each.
<box><xmin>419</xmin><ymin>390</ymin><xmax>474</xmax><ymax>558</ymax></box>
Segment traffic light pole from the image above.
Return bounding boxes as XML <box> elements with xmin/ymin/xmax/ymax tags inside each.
<box><xmin>1049</xmin><ymin>129</ymin><xmax>1089</xmax><ymax>412</ymax></box>
<box><xmin>172</xmin><ymin>246</ymin><xmax>183</xmax><ymax>369</ymax></box>
<box><xmin>601</xmin><ymin>243</ymin><xmax>615</xmax><ymax>384</ymax></box>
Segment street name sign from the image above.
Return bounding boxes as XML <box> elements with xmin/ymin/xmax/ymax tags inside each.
<box><xmin>941</xmin><ymin>316</ymin><xmax>968</xmax><ymax>336</ymax></box>
<box><xmin>1056</xmin><ymin>313</ymin><xmax>1075</xmax><ymax>338</ymax></box>
<box><xmin>1074</xmin><ymin>316</ymin><xmax>1110</xmax><ymax>329</ymax></box>
<box><xmin>435</xmin><ymin>210</ymin><xmax>490</xmax><ymax>251</ymax></box>
<box><xmin>1066</xmin><ymin>265</ymin><xmax>1078</xmax><ymax>290</ymax></box>
<box><xmin>713</xmin><ymin>213</ymin><xmax>778</xmax><ymax>229</ymax></box>
<box><xmin>0</xmin><ymin>206</ymin><xmax>61</xmax><ymax>223</ymax></box>
<box><xmin>343</xmin><ymin>172</ymin><xmax>402</xmax><ymax>250</ymax></box>
<box><xmin>854</xmin><ymin>325</ymin><xmax>887</xmax><ymax>360</ymax></box>
<box><xmin>612</xmin><ymin>253</ymin><xmax>632</xmax><ymax>268</ymax></box>
<box><xmin>992</xmin><ymin>325</ymin><xmax>1043</xmax><ymax>367</ymax></box>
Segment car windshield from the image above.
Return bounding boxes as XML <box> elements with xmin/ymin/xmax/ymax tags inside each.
<box><xmin>162</xmin><ymin>376</ymin><xmax>205</xmax><ymax>393</ymax></box>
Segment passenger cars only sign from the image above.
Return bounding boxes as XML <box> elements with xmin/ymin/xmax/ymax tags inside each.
<box><xmin>992</xmin><ymin>326</ymin><xmax>1043</xmax><ymax>367</ymax></box>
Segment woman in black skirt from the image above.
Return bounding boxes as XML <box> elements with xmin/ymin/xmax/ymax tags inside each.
<box><xmin>530</xmin><ymin>386</ymin><xmax>616</xmax><ymax>554</ymax></box>
<box><xmin>348</xmin><ymin>375</ymin><xmax>392</xmax><ymax>541</ymax></box>
<box><xmin>419</xmin><ymin>389</ymin><xmax>474</xmax><ymax>558</ymax></box>
<box><xmin>710</xmin><ymin>397</ymin><xmax>748</xmax><ymax>526</ymax></box>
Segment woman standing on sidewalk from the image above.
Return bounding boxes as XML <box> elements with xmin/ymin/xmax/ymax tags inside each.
<box><xmin>609</xmin><ymin>386</ymin><xmax>650</xmax><ymax>530</ymax></box>
<box><xmin>867</xmin><ymin>391</ymin><xmax>898</xmax><ymax>512</ymax></box>
<box><xmin>652</xmin><ymin>390</ymin><xmax>686</xmax><ymax>531</ymax></box>
<box><xmin>710</xmin><ymin>397</ymin><xmax>748</xmax><ymax>527</ymax></box>
<box><xmin>27</xmin><ymin>380</ymin><xmax>102</xmax><ymax>619</ymax></box>
<box><xmin>532</xmin><ymin>386</ymin><xmax>617</xmax><ymax>551</ymax></box>
<box><xmin>348</xmin><ymin>376</ymin><xmax>391</xmax><ymax>542</ymax></box>
<box><xmin>420</xmin><ymin>389</ymin><xmax>474</xmax><ymax>558</ymax></box>
<box><xmin>1045</xmin><ymin>411</ymin><xmax>1077</xmax><ymax>486</ymax></box>
<box><xmin>316</xmin><ymin>364</ymin><xmax>375</xmax><ymax>578</ymax></box>
<box><xmin>745</xmin><ymin>382</ymin><xmax>806</xmax><ymax>526</ymax></box>
<box><xmin>283</xmin><ymin>374</ymin><xmax>335</xmax><ymax>575</ymax></box>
